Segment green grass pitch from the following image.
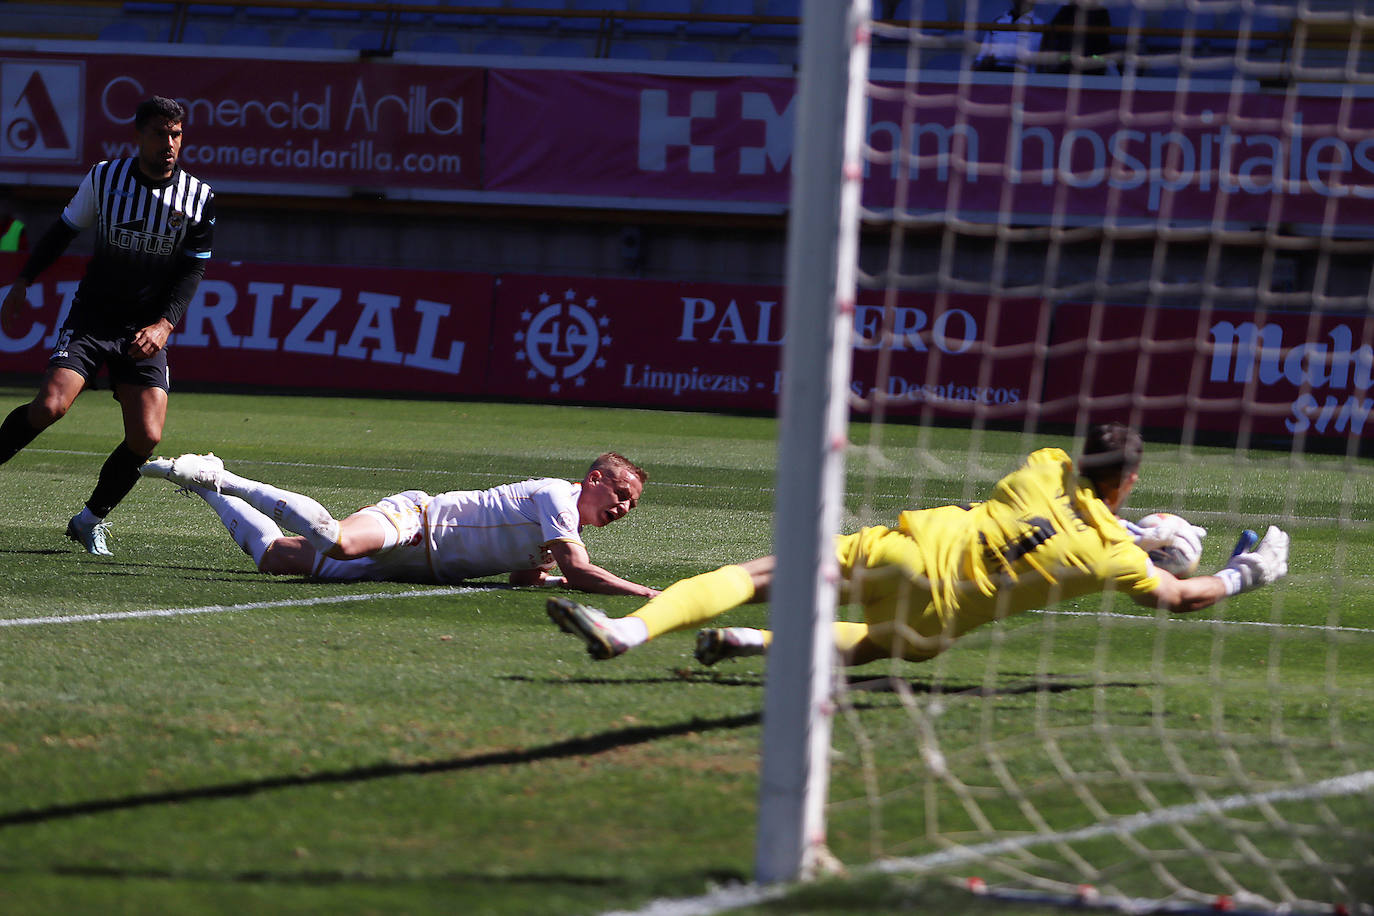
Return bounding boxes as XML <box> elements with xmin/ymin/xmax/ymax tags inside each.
<box><xmin>0</xmin><ymin>387</ymin><xmax>1368</xmax><ymax>916</ymax></box>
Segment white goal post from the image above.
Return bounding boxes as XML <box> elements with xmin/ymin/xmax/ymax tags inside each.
<box><xmin>755</xmin><ymin>0</ymin><xmax>871</xmax><ymax>885</ymax></box>
<box><xmin>760</xmin><ymin>0</ymin><xmax>1374</xmax><ymax>911</ymax></box>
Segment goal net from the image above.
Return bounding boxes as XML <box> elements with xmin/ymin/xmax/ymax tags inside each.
<box><xmin>761</xmin><ymin>1</ymin><xmax>1374</xmax><ymax>913</ymax></box>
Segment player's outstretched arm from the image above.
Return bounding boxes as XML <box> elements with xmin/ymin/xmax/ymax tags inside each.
<box><xmin>1135</xmin><ymin>525</ymin><xmax>1290</xmax><ymax>614</ymax></box>
<box><xmin>549</xmin><ymin>540</ymin><xmax>659</xmax><ymax>598</ymax></box>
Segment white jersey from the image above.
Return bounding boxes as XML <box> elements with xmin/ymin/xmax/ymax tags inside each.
<box><xmin>424</xmin><ymin>478</ymin><xmax>583</xmax><ymax>580</ymax></box>
<box><xmin>311</xmin><ymin>478</ymin><xmax>583</xmax><ymax>583</ymax></box>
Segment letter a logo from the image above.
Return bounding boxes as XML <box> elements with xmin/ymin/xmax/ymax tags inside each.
<box><xmin>0</xmin><ymin>60</ymin><xmax>84</xmax><ymax>163</ymax></box>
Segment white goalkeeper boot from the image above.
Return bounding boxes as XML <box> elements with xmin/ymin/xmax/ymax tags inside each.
<box><xmin>694</xmin><ymin>627</ymin><xmax>767</xmax><ymax>667</ymax></box>
<box><xmin>140</xmin><ymin>453</ymin><xmax>225</xmax><ymax>492</ymax></box>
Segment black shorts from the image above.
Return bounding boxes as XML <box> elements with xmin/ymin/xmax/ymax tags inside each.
<box><xmin>48</xmin><ymin>327</ymin><xmax>170</xmax><ymax>392</ymax></box>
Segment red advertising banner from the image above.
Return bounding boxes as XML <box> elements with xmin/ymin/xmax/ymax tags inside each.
<box><xmin>0</xmin><ymin>254</ymin><xmax>494</xmax><ymax>394</ymax></box>
<box><xmin>6</xmin><ymin>253</ymin><xmax>1366</xmax><ymax>445</ymax></box>
<box><xmin>1043</xmin><ymin>302</ymin><xmax>1374</xmax><ymax>442</ymax></box>
<box><xmin>0</xmin><ymin>50</ymin><xmax>483</xmax><ymax>190</ymax></box>
<box><xmin>483</xmin><ymin>69</ymin><xmax>1374</xmax><ymax>227</ymax></box>
<box><xmin>483</xmin><ymin>273</ymin><xmax>1044</xmax><ymax>417</ymax></box>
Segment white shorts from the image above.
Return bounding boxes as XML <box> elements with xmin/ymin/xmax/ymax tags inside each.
<box><xmin>309</xmin><ymin>490</ymin><xmax>437</xmax><ymax>583</ymax></box>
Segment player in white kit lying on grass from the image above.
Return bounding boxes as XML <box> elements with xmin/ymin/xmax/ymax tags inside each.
<box><xmin>140</xmin><ymin>451</ymin><xmax>660</xmax><ymax>596</ymax></box>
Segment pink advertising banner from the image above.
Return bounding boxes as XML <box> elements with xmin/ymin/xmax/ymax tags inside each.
<box><xmin>485</xmin><ymin>69</ymin><xmax>1374</xmax><ymax>226</ymax></box>
<box><xmin>0</xmin><ymin>254</ymin><xmax>495</xmax><ymax>393</ymax></box>
<box><xmin>482</xmin><ymin>273</ymin><xmax>1044</xmax><ymax>416</ymax></box>
<box><xmin>0</xmin><ymin>51</ymin><xmax>483</xmax><ymax>190</ymax></box>
<box><xmin>1043</xmin><ymin>302</ymin><xmax>1374</xmax><ymax>441</ymax></box>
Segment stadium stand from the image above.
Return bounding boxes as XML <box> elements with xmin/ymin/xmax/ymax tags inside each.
<box><xmin>5</xmin><ymin>0</ymin><xmax>1304</xmax><ymax>75</ymax></box>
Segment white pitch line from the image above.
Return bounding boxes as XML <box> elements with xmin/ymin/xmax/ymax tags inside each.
<box><xmin>0</xmin><ymin>586</ymin><xmax>482</xmax><ymax>628</ymax></box>
<box><xmin>1033</xmin><ymin>608</ymin><xmax>1374</xmax><ymax>635</ymax></box>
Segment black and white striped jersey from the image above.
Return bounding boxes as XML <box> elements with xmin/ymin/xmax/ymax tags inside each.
<box><xmin>60</xmin><ymin>158</ymin><xmax>214</xmax><ymax>333</ymax></box>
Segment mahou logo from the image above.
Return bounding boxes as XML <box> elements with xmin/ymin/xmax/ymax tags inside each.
<box><xmin>513</xmin><ymin>289</ymin><xmax>610</xmax><ymax>392</ymax></box>
<box><xmin>0</xmin><ymin>60</ymin><xmax>84</xmax><ymax>163</ymax></box>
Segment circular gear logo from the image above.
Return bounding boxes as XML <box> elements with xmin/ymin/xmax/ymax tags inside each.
<box><xmin>514</xmin><ymin>289</ymin><xmax>611</xmax><ymax>392</ymax></box>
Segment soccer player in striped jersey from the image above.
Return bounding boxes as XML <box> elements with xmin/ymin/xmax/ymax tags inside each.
<box><xmin>0</xmin><ymin>96</ymin><xmax>214</xmax><ymax>557</ymax></box>
<box><xmin>139</xmin><ymin>451</ymin><xmax>660</xmax><ymax>596</ymax></box>
<box><xmin>546</xmin><ymin>424</ymin><xmax>1290</xmax><ymax>666</ymax></box>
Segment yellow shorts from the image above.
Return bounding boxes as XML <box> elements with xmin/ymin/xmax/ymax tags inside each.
<box><xmin>834</xmin><ymin>525</ymin><xmax>951</xmax><ymax>661</ymax></box>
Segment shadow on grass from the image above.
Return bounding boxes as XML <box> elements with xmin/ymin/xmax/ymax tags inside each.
<box><xmin>846</xmin><ymin>674</ymin><xmax>1146</xmax><ymax>696</ymax></box>
<box><xmin>0</xmin><ymin>547</ymin><xmax>73</xmax><ymax>558</ymax></box>
<box><xmin>0</xmin><ymin>711</ymin><xmax>763</xmax><ymax>829</ymax></box>
<box><xmin>2</xmin><ymin>861</ymin><xmax>755</xmax><ymax>890</ymax></box>
<box><xmin>502</xmin><ymin>671</ymin><xmax>767</xmax><ymax>688</ymax></box>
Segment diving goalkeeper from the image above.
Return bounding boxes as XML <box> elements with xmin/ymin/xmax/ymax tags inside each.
<box><xmin>546</xmin><ymin>423</ymin><xmax>1289</xmax><ymax>666</ymax></box>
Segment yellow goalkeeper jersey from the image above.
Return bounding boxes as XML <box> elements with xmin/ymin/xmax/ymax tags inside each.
<box><xmin>839</xmin><ymin>447</ymin><xmax>1159</xmax><ymax>645</ymax></box>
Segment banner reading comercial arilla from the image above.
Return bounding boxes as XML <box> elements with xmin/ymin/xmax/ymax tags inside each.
<box><xmin>0</xmin><ymin>49</ymin><xmax>482</xmax><ymax>192</ymax></box>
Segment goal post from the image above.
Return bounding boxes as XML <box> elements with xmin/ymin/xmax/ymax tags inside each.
<box><xmin>758</xmin><ymin>0</ymin><xmax>1374</xmax><ymax>911</ymax></box>
<box><xmin>755</xmin><ymin>0</ymin><xmax>872</xmax><ymax>886</ymax></box>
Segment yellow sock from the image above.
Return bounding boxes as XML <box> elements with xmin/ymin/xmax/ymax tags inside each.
<box><xmin>831</xmin><ymin>621</ymin><xmax>871</xmax><ymax>655</ymax></box>
<box><xmin>630</xmin><ymin>565</ymin><xmax>756</xmax><ymax>640</ymax></box>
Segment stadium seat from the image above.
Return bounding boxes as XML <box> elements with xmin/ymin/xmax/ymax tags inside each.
<box><xmin>432</xmin><ymin>0</ymin><xmax>500</xmax><ymax>28</ymax></box>
<box><xmin>537</xmin><ymin>38</ymin><xmax>594</xmax><ymax>57</ymax></box>
<box><xmin>728</xmin><ymin>45</ymin><xmax>782</xmax><ymax>64</ymax></box>
<box><xmin>750</xmin><ymin>0</ymin><xmax>798</xmax><ymax>41</ymax></box>
<box><xmin>869</xmin><ymin>47</ymin><xmax>907</xmax><ymax>70</ymax></box>
<box><xmin>665</xmin><ymin>41</ymin><xmax>716</xmax><ymax>61</ymax></box>
<box><xmin>188</xmin><ymin>3</ymin><xmax>236</xmax><ymax>17</ymax></box>
<box><xmin>348</xmin><ymin>31</ymin><xmax>389</xmax><ymax>50</ymax></box>
<box><xmin>876</xmin><ymin>0</ymin><xmax>910</xmax><ymax>20</ymax></box>
<box><xmin>122</xmin><ymin>0</ymin><xmax>174</xmax><ymax>12</ymax></box>
<box><xmin>623</xmin><ymin>0</ymin><xmax>691</xmax><ymax>36</ymax></box>
<box><xmin>473</xmin><ymin>36</ymin><xmax>528</xmax><ymax>55</ymax></box>
<box><xmin>281</xmin><ymin>27</ymin><xmax>338</xmax><ymax>46</ymax></box>
<box><xmin>686</xmin><ymin>0</ymin><xmax>751</xmax><ymax>38</ymax></box>
<box><xmin>246</xmin><ymin>3</ymin><xmax>302</xmax><ymax>20</ymax></box>
<box><xmin>219</xmin><ymin>24</ymin><xmax>274</xmax><ymax>45</ymax></box>
<box><xmin>407</xmin><ymin>33</ymin><xmax>462</xmax><ymax>52</ymax></box>
<box><xmin>306</xmin><ymin>0</ymin><xmax>364</xmax><ymax>23</ymax></box>
<box><xmin>98</xmin><ymin>21</ymin><xmax>150</xmax><ymax>40</ymax></box>
<box><xmin>153</xmin><ymin>23</ymin><xmax>212</xmax><ymax>42</ymax></box>
<box><xmin>496</xmin><ymin>0</ymin><xmax>566</xmax><ymax>30</ymax></box>
<box><xmin>563</xmin><ymin>0</ymin><xmax>630</xmax><ymax>33</ymax></box>
<box><xmin>608</xmin><ymin>41</ymin><xmax>654</xmax><ymax>59</ymax></box>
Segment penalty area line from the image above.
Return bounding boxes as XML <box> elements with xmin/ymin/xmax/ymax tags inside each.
<box><xmin>0</xmin><ymin>586</ymin><xmax>482</xmax><ymax>628</ymax></box>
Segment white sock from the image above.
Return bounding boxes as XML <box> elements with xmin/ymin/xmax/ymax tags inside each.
<box><xmin>724</xmin><ymin>626</ymin><xmax>766</xmax><ymax>649</ymax></box>
<box><xmin>192</xmin><ymin>487</ymin><xmax>283</xmax><ymax>567</ymax></box>
<box><xmin>615</xmin><ymin>616</ymin><xmax>650</xmax><ymax>648</ymax></box>
<box><xmin>213</xmin><ymin>470</ymin><xmax>340</xmax><ymax>554</ymax></box>
<box><xmin>75</xmin><ymin>506</ymin><xmax>103</xmax><ymax>526</ymax></box>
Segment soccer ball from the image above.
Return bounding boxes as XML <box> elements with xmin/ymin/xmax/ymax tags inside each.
<box><xmin>1136</xmin><ymin>512</ymin><xmax>1204</xmax><ymax>577</ymax></box>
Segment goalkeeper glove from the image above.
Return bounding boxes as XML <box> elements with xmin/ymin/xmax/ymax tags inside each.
<box><xmin>1122</xmin><ymin>514</ymin><xmax>1207</xmax><ymax>553</ymax></box>
<box><xmin>1215</xmin><ymin>525</ymin><xmax>1290</xmax><ymax>596</ymax></box>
